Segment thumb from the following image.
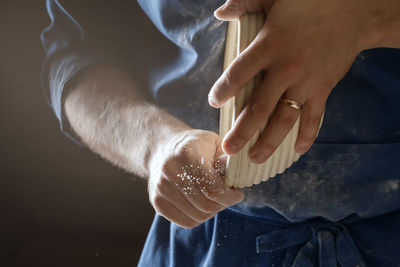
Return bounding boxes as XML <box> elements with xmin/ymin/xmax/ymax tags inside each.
<box><xmin>214</xmin><ymin>0</ymin><xmax>273</xmax><ymax>21</ymax></box>
<box><xmin>214</xmin><ymin>135</ymin><xmax>244</xmax><ymax>201</ymax></box>
<box><xmin>213</xmin><ymin>135</ymin><xmax>227</xmax><ymax>175</ymax></box>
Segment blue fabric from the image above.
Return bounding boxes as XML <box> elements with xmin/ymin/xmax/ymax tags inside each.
<box><xmin>41</xmin><ymin>0</ymin><xmax>400</xmax><ymax>266</ymax></box>
<box><xmin>138</xmin><ymin>209</ymin><xmax>400</xmax><ymax>266</ymax></box>
<box><xmin>255</xmin><ymin>218</ymin><xmax>366</xmax><ymax>266</ymax></box>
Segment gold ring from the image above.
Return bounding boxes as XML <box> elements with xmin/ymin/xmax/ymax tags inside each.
<box><xmin>279</xmin><ymin>97</ymin><xmax>303</xmax><ymax>110</ymax></box>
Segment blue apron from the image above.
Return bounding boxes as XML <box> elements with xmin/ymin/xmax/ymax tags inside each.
<box><xmin>137</xmin><ymin>1</ymin><xmax>400</xmax><ymax>265</ymax></box>
<box><xmin>41</xmin><ymin>0</ymin><xmax>400</xmax><ymax>265</ymax></box>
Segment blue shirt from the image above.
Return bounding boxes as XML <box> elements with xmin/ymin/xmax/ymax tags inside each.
<box><xmin>42</xmin><ymin>0</ymin><xmax>400</xmax><ymax>266</ymax></box>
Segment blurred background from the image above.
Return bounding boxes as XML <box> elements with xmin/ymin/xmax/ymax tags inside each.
<box><xmin>0</xmin><ymin>1</ymin><xmax>154</xmax><ymax>266</ymax></box>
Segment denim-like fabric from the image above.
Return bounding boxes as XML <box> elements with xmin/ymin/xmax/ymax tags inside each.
<box><xmin>41</xmin><ymin>1</ymin><xmax>400</xmax><ymax>266</ymax></box>
<box><xmin>139</xmin><ymin>209</ymin><xmax>400</xmax><ymax>266</ymax></box>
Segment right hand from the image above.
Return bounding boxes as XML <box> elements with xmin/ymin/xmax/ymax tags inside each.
<box><xmin>210</xmin><ymin>0</ymin><xmax>371</xmax><ymax>163</ymax></box>
<box><xmin>148</xmin><ymin>129</ymin><xmax>244</xmax><ymax>228</ymax></box>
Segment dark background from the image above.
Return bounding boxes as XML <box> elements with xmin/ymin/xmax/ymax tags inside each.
<box><xmin>0</xmin><ymin>1</ymin><xmax>154</xmax><ymax>266</ymax></box>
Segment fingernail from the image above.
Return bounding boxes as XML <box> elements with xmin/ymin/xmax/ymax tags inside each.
<box><xmin>296</xmin><ymin>146</ymin><xmax>308</xmax><ymax>155</ymax></box>
<box><xmin>222</xmin><ymin>137</ymin><xmax>241</xmax><ymax>155</ymax></box>
<box><xmin>208</xmin><ymin>94</ymin><xmax>219</xmax><ymax>108</ymax></box>
<box><xmin>215</xmin><ymin>3</ymin><xmax>227</xmax><ymax>14</ymax></box>
<box><xmin>251</xmin><ymin>153</ymin><xmax>267</xmax><ymax>164</ymax></box>
<box><xmin>227</xmin><ymin>142</ymin><xmax>240</xmax><ymax>154</ymax></box>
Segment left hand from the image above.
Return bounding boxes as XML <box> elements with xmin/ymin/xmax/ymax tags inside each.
<box><xmin>209</xmin><ymin>0</ymin><xmax>381</xmax><ymax>163</ymax></box>
<box><xmin>148</xmin><ymin>129</ymin><xmax>244</xmax><ymax>228</ymax></box>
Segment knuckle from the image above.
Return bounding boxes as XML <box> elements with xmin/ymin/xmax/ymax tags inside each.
<box><xmin>156</xmin><ymin>176</ymin><xmax>170</xmax><ymax>193</ymax></box>
<box><xmin>199</xmin><ymin>201</ymin><xmax>219</xmax><ymax>213</ymax></box>
<box><xmin>278</xmin><ymin>53</ymin><xmax>309</xmax><ymax>81</ymax></box>
<box><xmin>292</xmin><ymin>49</ymin><xmax>310</xmax><ymax>66</ymax></box>
<box><xmin>303</xmin><ymin>115</ymin><xmax>321</xmax><ymax>128</ymax></box>
<box><xmin>178</xmin><ymin>144</ymin><xmax>192</xmax><ymax>159</ymax></box>
<box><xmin>170</xmin><ymin>133</ymin><xmax>193</xmax><ymax>157</ymax></box>
<box><xmin>246</xmin><ymin>48</ymin><xmax>264</xmax><ymax>67</ymax></box>
<box><xmin>151</xmin><ymin>194</ymin><xmax>164</xmax><ymax>209</ymax></box>
<box><xmin>299</xmin><ymin>72</ymin><xmax>314</xmax><ymax>88</ymax></box>
<box><xmin>196</xmin><ymin>211</ymin><xmax>211</xmax><ymax>222</ymax></box>
<box><xmin>259</xmin><ymin>143</ymin><xmax>276</xmax><ymax>156</ymax></box>
<box><xmin>204</xmin><ymin>190</ymin><xmax>217</xmax><ymax>201</ymax></box>
<box><xmin>178</xmin><ymin>135</ymin><xmax>197</xmax><ymax>153</ymax></box>
<box><xmin>263</xmin><ymin>143</ymin><xmax>276</xmax><ymax>153</ymax></box>
<box><xmin>205</xmin><ymin>189</ymin><xmax>225</xmax><ymax>203</ymax></box>
<box><xmin>161</xmin><ymin>156</ymin><xmax>176</xmax><ymax>176</ymax></box>
<box><xmin>161</xmin><ymin>155</ymin><xmax>186</xmax><ymax>177</ymax></box>
<box><xmin>160</xmin><ymin>163</ymin><xmax>170</xmax><ymax>177</ymax></box>
<box><xmin>277</xmin><ymin>113</ymin><xmax>298</xmax><ymax>129</ymax></box>
<box><xmin>198</xmin><ymin>202</ymin><xmax>212</xmax><ymax>213</ymax></box>
<box><xmin>277</xmin><ymin>69</ymin><xmax>293</xmax><ymax>84</ymax></box>
<box><xmin>300</xmin><ymin>137</ymin><xmax>315</xmax><ymax>146</ymax></box>
<box><xmin>251</xmin><ymin>102</ymin><xmax>271</xmax><ymax>120</ymax></box>
<box><xmin>228</xmin><ymin>131</ymin><xmax>247</xmax><ymax>146</ymax></box>
<box><xmin>224</xmin><ymin>67</ymin><xmax>238</xmax><ymax>89</ymax></box>
<box><xmin>227</xmin><ymin>0</ymin><xmax>242</xmax><ymax>7</ymax></box>
<box><xmin>197</xmin><ymin>212</ymin><xmax>211</xmax><ymax>222</ymax></box>
<box><xmin>284</xmin><ymin>60</ymin><xmax>302</xmax><ymax>76</ymax></box>
<box><xmin>264</xmin><ymin>33</ymin><xmax>288</xmax><ymax>52</ymax></box>
<box><xmin>320</xmin><ymin>78</ymin><xmax>335</xmax><ymax>91</ymax></box>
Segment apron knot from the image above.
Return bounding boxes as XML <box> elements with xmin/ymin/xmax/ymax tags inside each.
<box><xmin>256</xmin><ymin>218</ymin><xmax>366</xmax><ymax>267</ymax></box>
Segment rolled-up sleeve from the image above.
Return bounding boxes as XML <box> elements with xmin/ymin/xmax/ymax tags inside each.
<box><xmin>42</xmin><ymin>53</ymin><xmax>95</xmax><ymax>144</ymax></box>
<box><xmin>41</xmin><ymin>0</ymin><xmax>154</xmax><ymax>144</ymax></box>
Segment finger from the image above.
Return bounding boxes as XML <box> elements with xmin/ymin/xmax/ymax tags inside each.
<box><xmin>165</xmin><ymin>139</ymin><xmax>238</xmax><ymax>214</ymax></box>
<box><xmin>165</xmin><ymin>136</ymin><xmax>244</xmax><ymax>212</ymax></box>
<box><xmin>176</xmin><ymin>155</ymin><xmax>244</xmax><ymax>208</ymax></box>
<box><xmin>204</xmin><ymin>139</ymin><xmax>245</xmax><ymax>205</ymax></box>
<box><xmin>177</xmin><ymin>165</ymin><xmax>244</xmax><ymax>211</ymax></box>
<box><xmin>213</xmin><ymin>135</ymin><xmax>227</xmax><ymax>175</ymax></box>
<box><xmin>157</xmin><ymin>176</ymin><xmax>216</xmax><ymax>223</ymax></box>
<box><xmin>171</xmin><ymin>160</ymin><xmax>227</xmax><ymax>214</ymax></box>
<box><xmin>161</xmin><ymin>166</ymin><xmax>224</xmax><ymax>215</ymax></box>
<box><xmin>201</xmin><ymin>182</ymin><xmax>245</xmax><ymax>207</ymax></box>
<box><xmin>248</xmin><ymin>90</ymin><xmax>306</xmax><ymax>163</ymax></box>
<box><xmin>214</xmin><ymin>154</ymin><xmax>227</xmax><ymax>176</ymax></box>
<box><xmin>294</xmin><ymin>93</ymin><xmax>327</xmax><ymax>155</ymax></box>
<box><xmin>209</xmin><ymin>35</ymin><xmax>269</xmax><ymax>108</ymax></box>
<box><xmin>152</xmin><ymin>195</ymin><xmax>200</xmax><ymax>229</ymax></box>
<box><xmin>214</xmin><ymin>0</ymin><xmax>274</xmax><ymax>21</ymax></box>
<box><xmin>175</xmin><ymin>172</ymin><xmax>227</xmax><ymax>214</ymax></box>
<box><xmin>222</xmin><ymin>65</ymin><xmax>293</xmax><ymax>155</ymax></box>
<box><xmin>196</xmin><ymin>170</ymin><xmax>245</xmax><ymax>207</ymax></box>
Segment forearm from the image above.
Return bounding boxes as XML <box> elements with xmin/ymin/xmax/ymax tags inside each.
<box><xmin>64</xmin><ymin>66</ymin><xmax>192</xmax><ymax>178</ymax></box>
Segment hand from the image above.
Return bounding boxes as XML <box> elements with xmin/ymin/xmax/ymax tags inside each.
<box><xmin>209</xmin><ymin>0</ymin><xmax>375</xmax><ymax>163</ymax></box>
<box><xmin>148</xmin><ymin>129</ymin><xmax>244</xmax><ymax>228</ymax></box>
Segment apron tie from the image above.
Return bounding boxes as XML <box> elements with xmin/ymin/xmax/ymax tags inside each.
<box><xmin>256</xmin><ymin>219</ymin><xmax>366</xmax><ymax>267</ymax></box>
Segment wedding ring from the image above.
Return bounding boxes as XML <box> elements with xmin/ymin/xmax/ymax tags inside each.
<box><xmin>279</xmin><ymin>97</ymin><xmax>303</xmax><ymax>110</ymax></box>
